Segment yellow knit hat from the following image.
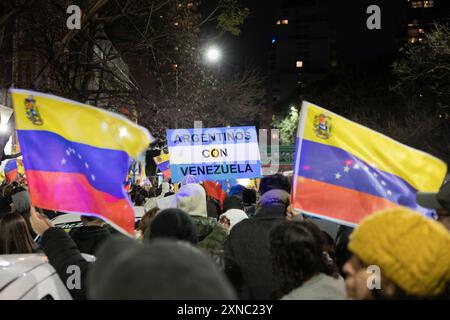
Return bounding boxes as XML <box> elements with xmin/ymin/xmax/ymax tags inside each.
<box><xmin>348</xmin><ymin>208</ymin><xmax>450</xmax><ymax>297</ymax></box>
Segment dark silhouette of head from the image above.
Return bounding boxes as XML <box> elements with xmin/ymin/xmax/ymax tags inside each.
<box><xmin>269</xmin><ymin>220</ymin><xmax>324</xmax><ymax>298</ymax></box>
<box><xmin>149</xmin><ymin>208</ymin><xmax>198</xmax><ymax>244</ymax></box>
<box><xmin>259</xmin><ymin>174</ymin><xmax>291</xmax><ymax>195</ymax></box>
<box><xmin>223</xmin><ymin>196</ymin><xmax>244</xmax><ymax>212</ymax></box>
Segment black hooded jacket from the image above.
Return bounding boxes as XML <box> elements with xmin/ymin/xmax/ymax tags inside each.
<box><xmin>224</xmin><ymin>203</ymin><xmax>287</xmax><ymax>299</ymax></box>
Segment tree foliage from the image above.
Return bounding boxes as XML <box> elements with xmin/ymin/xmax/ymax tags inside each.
<box><xmin>0</xmin><ymin>0</ymin><xmax>264</xmax><ymax>144</ymax></box>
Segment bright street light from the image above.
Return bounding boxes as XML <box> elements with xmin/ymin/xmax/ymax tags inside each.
<box><xmin>205</xmin><ymin>46</ymin><xmax>221</xmax><ymax>63</ymax></box>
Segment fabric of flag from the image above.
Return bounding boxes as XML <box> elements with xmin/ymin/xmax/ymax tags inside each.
<box><xmin>203</xmin><ymin>179</ymin><xmax>238</xmax><ymax>207</ymax></box>
<box><xmin>11</xmin><ymin>89</ymin><xmax>154</xmax><ymax>236</ymax></box>
<box><xmin>203</xmin><ymin>180</ymin><xmax>228</xmax><ymax>207</ymax></box>
<box><xmin>4</xmin><ymin>159</ymin><xmax>18</xmax><ymax>182</ymax></box>
<box><xmin>154</xmin><ymin>153</ymin><xmax>171</xmax><ymax>178</ymax></box>
<box><xmin>292</xmin><ymin>101</ymin><xmax>447</xmax><ymax>226</ymax></box>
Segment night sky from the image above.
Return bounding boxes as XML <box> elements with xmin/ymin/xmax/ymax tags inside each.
<box><xmin>202</xmin><ymin>0</ymin><xmax>409</xmax><ymax>73</ymax></box>
<box><xmin>201</xmin><ymin>0</ymin><xmax>281</xmax><ymax>74</ymax></box>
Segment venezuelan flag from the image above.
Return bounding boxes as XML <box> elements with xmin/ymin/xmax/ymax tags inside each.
<box><xmin>4</xmin><ymin>159</ymin><xmax>18</xmax><ymax>182</ymax></box>
<box><xmin>154</xmin><ymin>153</ymin><xmax>171</xmax><ymax>178</ymax></box>
<box><xmin>11</xmin><ymin>89</ymin><xmax>154</xmax><ymax>235</ymax></box>
<box><xmin>292</xmin><ymin>101</ymin><xmax>447</xmax><ymax>226</ymax></box>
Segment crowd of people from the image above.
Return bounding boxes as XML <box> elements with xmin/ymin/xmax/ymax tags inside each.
<box><xmin>1</xmin><ymin>173</ymin><xmax>450</xmax><ymax>300</ymax></box>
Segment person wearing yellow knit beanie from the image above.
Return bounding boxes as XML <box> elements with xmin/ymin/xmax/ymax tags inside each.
<box><xmin>343</xmin><ymin>208</ymin><xmax>450</xmax><ymax>300</ymax></box>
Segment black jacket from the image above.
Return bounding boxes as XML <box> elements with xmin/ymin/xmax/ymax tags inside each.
<box><xmin>69</xmin><ymin>226</ymin><xmax>111</xmax><ymax>255</ymax></box>
<box><xmin>41</xmin><ymin>227</ymin><xmax>90</xmax><ymax>300</ymax></box>
<box><xmin>224</xmin><ymin>203</ymin><xmax>286</xmax><ymax>299</ymax></box>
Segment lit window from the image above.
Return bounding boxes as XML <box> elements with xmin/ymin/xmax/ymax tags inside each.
<box><xmin>409</xmin><ymin>37</ymin><xmax>417</xmax><ymax>43</ymax></box>
<box><xmin>418</xmin><ymin>37</ymin><xmax>424</xmax><ymax>42</ymax></box>
<box><xmin>276</xmin><ymin>20</ymin><xmax>281</xmax><ymax>25</ymax></box>
<box><xmin>271</xmin><ymin>36</ymin><xmax>277</xmax><ymax>44</ymax></box>
<box><xmin>281</xmin><ymin>19</ymin><xmax>289</xmax><ymax>25</ymax></box>
<box><xmin>418</xmin><ymin>28</ymin><xmax>424</xmax><ymax>33</ymax></box>
<box><xmin>411</xmin><ymin>1</ymin><xmax>423</xmax><ymax>8</ymax></box>
<box><xmin>423</xmin><ymin>0</ymin><xmax>433</xmax><ymax>8</ymax></box>
<box><xmin>187</xmin><ymin>2</ymin><xmax>194</xmax><ymax>8</ymax></box>
<box><xmin>296</xmin><ymin>60</ymin><xmax>303</xmax><ymax>68</ymax></box>
<box><xmin>174</xmin><ymin>22</ymin><xmax>179</xmax><ymax>26</ymax></box>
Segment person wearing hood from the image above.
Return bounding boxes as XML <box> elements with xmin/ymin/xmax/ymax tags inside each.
<box><xmin>69</xmin><ymin>215</ymin><xmax>111</xmax><ymax>255</ymax></box>
<box><xmin>176</xmin><ymin>183</ymin><xmax>227</xmax><ymax>253</ymax></box>
<box><xmin>224</xmin><ymin>174</ymin><xmax>291</xmax><ymax>299</ymax></box>
<box><xmin>219</xmin><ymin>196</ymin><xmax>248</xmax><ymax>233</ymax></box>
<box><xmin>219</xmin><ymin>209</ymin><xmax>248</xmax><ymax>233</ymax></box>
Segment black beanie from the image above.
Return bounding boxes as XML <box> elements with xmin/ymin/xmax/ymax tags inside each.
<box><xmin>88</xmin><ymin>237</ymin><xmax>237</xmax><ymax>300</ymax></box>
<box><xmin>149</xmin><ymin>208</ymin><xmax>198</xmax><ymax>244</ymax></box>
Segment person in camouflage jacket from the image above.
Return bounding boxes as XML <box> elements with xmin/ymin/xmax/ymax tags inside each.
<box><xmin>176</xmin><ymin>183</ymin><xmax>227</xmax><ymax>253</ymax></box>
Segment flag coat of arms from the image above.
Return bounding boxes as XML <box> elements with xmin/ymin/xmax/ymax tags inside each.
<box><xmin>11</xmin><ymin>89</ymin><xmax>154</xmax><ymax>235</ymax></box>
<box><xmin>292</xmin><ymin>101</ymin><xmax>447</xmax><ymax>226</ymax></box>
<box><xmin>153</xmin><ymin>153</ymin><xmax>171</xmax><ymax>178</ymax></box>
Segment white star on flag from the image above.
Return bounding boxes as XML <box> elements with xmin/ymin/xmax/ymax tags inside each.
<box><xmin>66</xmin><ymin>149</ymin><xmax>70</xmax><ymax>156</ymax></box>
<box><xmin>373</xmin><ymin>172</ymin><xmax>378</xmax><ymax>178</ymax></box>
<box><xmin>335</xmin><ymin>172</ymin><xmax>342</xmax><ymax>179</ymax></box>
<box><xmin>353</xmin><ymin>163</ymin><xmax>360</xmax><ymax>170</ymax></box>
<box><xmin>387</xmin><ymin>190</ymin><xmax>392</xmax><ymax>196</ymax></box>
<box><xmin>343</xmin><ymin>166</ymin><xmax>350</xmax><ymax>173</ymax></box>
<box><xmin>381</xmin><ymin>180</ymin><xmax>386</xmax><ymax>186</ymax></box>
<box><xmin>91</xmin><ymin>174</ymin><xmax>96</xmax><ymax>181</ymax></box>
<box><xmin>85</xmin><ymin>162</ymin><xmax>89</xmax><ymax>169</ymax></box>
<box><xmin>61</xmin><ymin>158</ymin><xmax>66</xmax><ymax>165</ymax></box>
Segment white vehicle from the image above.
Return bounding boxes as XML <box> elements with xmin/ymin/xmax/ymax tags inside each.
<box><xmin>0</xmin><ymin>253</ymin><xmax>95</xmax><ymax>300</ymax></box>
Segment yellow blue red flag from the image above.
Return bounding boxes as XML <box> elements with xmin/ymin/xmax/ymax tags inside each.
<box><xmin>11</xmin><ymin>89</ymin><xmax>154</xmax><ymax>235</ymax></box>
<box><xmin>292</xmin><ymin>101</ymin><xmax>447</xmax><ymax>226</ymax></box>
<box><xmin>154</xmin><ymin>153</ymin><xmax>171</xmax><ymax>178</ymax></box>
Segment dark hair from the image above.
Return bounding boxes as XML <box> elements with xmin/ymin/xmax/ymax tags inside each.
<box><xmin>0</xmin><ymin>213</ymin><xmax>36</xmax><ymax>254</ymax></box>
<box><xmin>2</xmin><ymin>184</ymin><xmax>14</xmax><ymax>199</ymax></box>
<box><xmin>259</xmin><ymin>174</ymin><xmax>291</xmax><ymax>195</ymax></box>
<box><xmin>149</xmin><ymin>209</ymin><xmax>198</xmax><ymax>244</ymax></box>
<box><xmin>223</xmin><ymin>196</ymin><xmax>244</xmax><ymax>212</ymax></box>
<box><xmin>130</xmin><ymin>185</ymin><xmax>148</xmax><ymax>206</ymax></box>
<box><xmin>242</xmin><ymin>188</ymin><xmax>257</xmax><ymax>205</ymax></box>
<box><xmin>137</xmin><ymin>207</ymin><xmax>160</xmax><ymax>234</ymax></box>
<box><xmin>269</xmin><ymin>220</ymin><xmax>324</xmax><ymax>298</ymax></box>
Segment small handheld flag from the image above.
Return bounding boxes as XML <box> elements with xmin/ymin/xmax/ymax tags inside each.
<box><xmin>4</xmin><ymin>159</ymin><xmax>18</xmax><ymax>182</ymax></box>
<box><xmin>154</xmin><ymin>153</ymin><xmax>171</xmax><ymax>178</ymax></box>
